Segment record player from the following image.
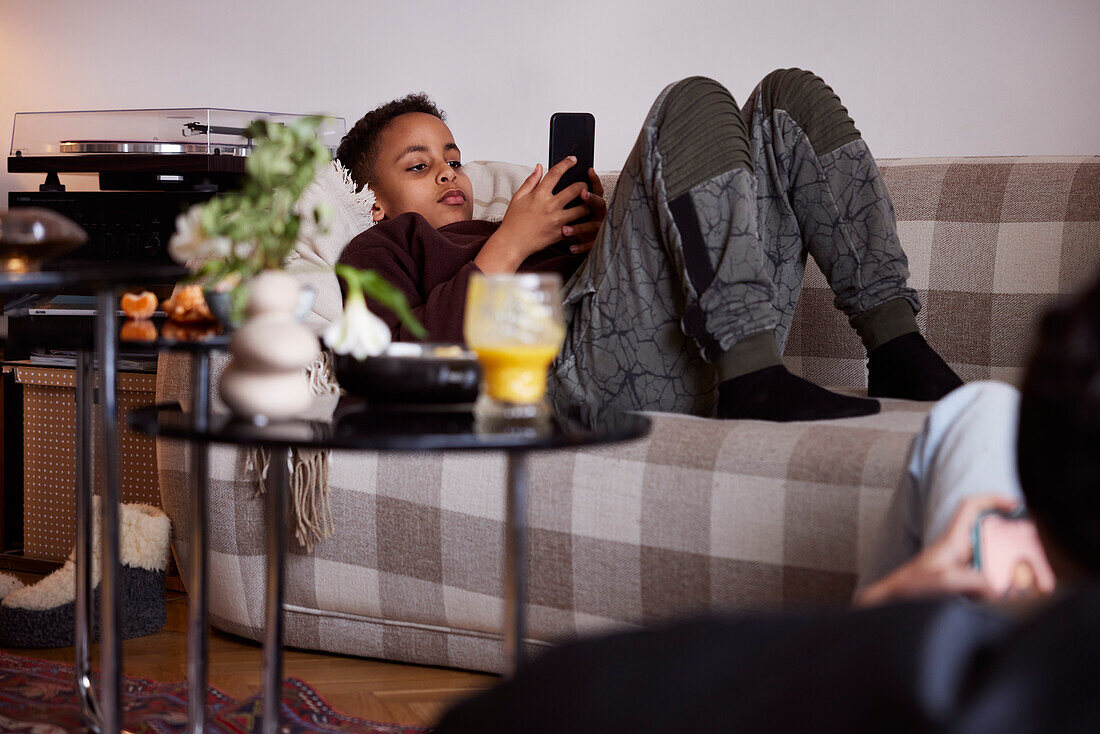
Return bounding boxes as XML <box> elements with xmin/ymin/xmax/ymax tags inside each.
<box><xmin>7</xmin><ymin>108</ymin><xmax>345</xmax><ymax>272</ymax></box>
<box><xmin>3</xmin><ymin>109</ymin><xmax>347</xmax><ymax>563</ymax></box>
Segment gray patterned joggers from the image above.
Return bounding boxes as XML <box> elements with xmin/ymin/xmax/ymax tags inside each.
<box><xmin>549</xmin><ymin>69</ymin><xmax>920</xmax><ymax>417</ymax></box>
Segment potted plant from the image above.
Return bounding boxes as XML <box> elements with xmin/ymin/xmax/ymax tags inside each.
<box><xmin>168</xmin><ymin>117</ymin><xmax>422</xmax><ymax>421</ymax></box>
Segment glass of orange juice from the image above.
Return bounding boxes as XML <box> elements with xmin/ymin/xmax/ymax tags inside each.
<box><xmin>463</xmin><ymin>273</ymin><xmax>565</xmax><ymax>419</ymax></box>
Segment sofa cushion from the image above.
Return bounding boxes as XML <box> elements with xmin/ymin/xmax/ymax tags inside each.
<box><xmin>785</xmin><ymin>156</ymin><xmax>1100</xmax><ymax>387</ymax></box>
<box><xmin>464</xmin><ymin>159</ymin><xmax>620</xmax><ymax>221</ymax></box>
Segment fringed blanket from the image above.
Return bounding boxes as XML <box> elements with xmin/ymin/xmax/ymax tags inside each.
<box><xmin>245</xmin><ymin>351</ymin><xmax>342</xmax><ymax>552</ymax></box>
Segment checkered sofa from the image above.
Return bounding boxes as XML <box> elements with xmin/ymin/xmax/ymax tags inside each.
<box><xmin>156</xmin><ymin>155</ymin><xmax>1099</xmax><ymax>674</ymax></box>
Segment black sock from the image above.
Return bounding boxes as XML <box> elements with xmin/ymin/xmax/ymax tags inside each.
<box><xmin>717</xmin><ymin>365</ymin><xmax>880</xmax><ymax>421</ymax></box>
<box><xmin>867</xmin><ymin>332</ymin><xmax>963</xmax><ymax>400</ymax></box>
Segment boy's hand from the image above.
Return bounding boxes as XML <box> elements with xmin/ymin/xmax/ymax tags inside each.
<box><xmin>562</xmin><ymin>169</ymin><xmax>606</xmax><ymax>255</ymax></box>
<box><xmin>475</xmin><ymin>157</ymin><xmax>590</xmax><ymax>273</ymax></box>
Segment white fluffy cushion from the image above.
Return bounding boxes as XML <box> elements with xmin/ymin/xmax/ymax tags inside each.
<box><xmin>464</xmin><ymin>160</ymin><xmax>535</xmax><ymax>220</ymax></box>
<box><xmin>465</xmin><ymin>160</ymin><xmax>619</xmax><ymax>220</ymax></box>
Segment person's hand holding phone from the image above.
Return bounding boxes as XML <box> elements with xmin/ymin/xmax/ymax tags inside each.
<box><xmin>474</xmin><ymin>157</ymin><xmax>591</xmax><ymax>274</ymax></box>
<box><xmin>561</xmin><ymin>170</ymin><xmax>606</xmax><ymax>254</ymax></box>
<box><xmin>855</xmin><ymin>495</ymin><xmax>1019</xmax><ymax>607</ymax></box>
<box><xmin>973</xmin><ymin>507</ymin><xmax>1056</xmax><ymax>598</ymax></box>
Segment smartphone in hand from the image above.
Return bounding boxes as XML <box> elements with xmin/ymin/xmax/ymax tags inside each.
<box><xmin>972</xmin><ymin>506</ymin><xmax>1056</xmax><ymax>599</ymax></box>
<box><xmin>549</xmin><ymin>112</ymin><xmax>595</xmax><ymax>212</ymax></box>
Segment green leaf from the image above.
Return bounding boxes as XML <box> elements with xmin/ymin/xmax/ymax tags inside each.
<box><xmin>230</xmin><ymin>282</ymin><xmax>250</xmax><ymax>324</ymax></box>
<box><xmin>357</xmin><ymin>269</ymin><xmax>428</xmax><ymax>339</ymax></box>
<box><xmin>334</xmin><ymin>265</ymin><xmax>428</xmax><ymax>339</ymax></box>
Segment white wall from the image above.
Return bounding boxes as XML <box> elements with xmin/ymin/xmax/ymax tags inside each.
<box><xmin>1</xmin><ymin>0</ymin><xmax>1098</xmax><ymax>205</ymax></box>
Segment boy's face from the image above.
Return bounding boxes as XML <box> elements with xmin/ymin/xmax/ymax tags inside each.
<box><xmin>367</xmin><ymin>112</ymin><xmax>474</xmax><ymax>229</ymax></box>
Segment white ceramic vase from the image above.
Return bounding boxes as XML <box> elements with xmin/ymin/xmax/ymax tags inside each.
<box><xmin>219</xmin><ymin>270</ymin><xmax>320</xmax><ymax>422</ymax></box>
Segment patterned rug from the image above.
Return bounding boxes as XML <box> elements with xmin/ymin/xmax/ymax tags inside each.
<box><xmin>0</xmin><ymin>651</ymin><xmax>429</xmax><ymax>733</ymax></box>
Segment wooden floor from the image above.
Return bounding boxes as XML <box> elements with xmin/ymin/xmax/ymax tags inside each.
<box><xmin>1</xmin><ymin>573</ymin><xmax>496</xmax><ymax>728</ymax></box>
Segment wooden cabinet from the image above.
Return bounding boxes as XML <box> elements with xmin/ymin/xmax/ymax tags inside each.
<box><xmin>14</xmin><ymin>365</ymin><xmax>160</xmax><ymax>562</ymax></box>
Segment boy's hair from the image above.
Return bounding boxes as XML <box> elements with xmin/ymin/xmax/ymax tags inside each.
<box><xmin>1017</xmin><ymin>269</ymin><xmax>1100</xmax><ymax>575</ymax></box>
<box><xmin>336</xmin><ymin>93</ymin><xmax>446</xmax><ymax>191</ymax></box>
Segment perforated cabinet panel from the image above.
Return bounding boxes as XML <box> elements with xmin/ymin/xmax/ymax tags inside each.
<box><xmin>16</xmin><ymin>366</ymin><xmax>160</xmax><ymax>562</ymax></box>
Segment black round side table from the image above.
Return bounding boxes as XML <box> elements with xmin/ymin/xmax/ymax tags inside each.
<box><xmin>128</xmin><ymin>398</ymin><xmax>651</xmax><ymax>734</ymax></box>
<box><xmin>1</xmin><ymin>262</ymin><xmax>189</xmax><ymax>734</ymax></box>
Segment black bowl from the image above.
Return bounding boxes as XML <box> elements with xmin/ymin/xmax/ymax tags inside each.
<box><xmin>334</xmin><ymin>343</ymin><xmax>481</xmax><ymax>404</ymax></box>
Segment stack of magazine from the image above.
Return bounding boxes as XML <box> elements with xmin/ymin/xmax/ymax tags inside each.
<box><xmin>29</xmin><ymin>350</ymin><xmax>157</xmax><ymax>372</ymax></box>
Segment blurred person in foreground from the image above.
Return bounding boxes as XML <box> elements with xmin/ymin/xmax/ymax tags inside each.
<box><xmin>436</xmin><ymin>272</ymin><xmax>1100</xmax><ymax>733</ymax></box>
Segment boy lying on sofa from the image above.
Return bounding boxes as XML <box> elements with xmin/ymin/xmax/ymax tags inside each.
<box><xmin>335</xmin><ymin>69</ymin><xmax>962</xmax><ymax>421</ymax></box>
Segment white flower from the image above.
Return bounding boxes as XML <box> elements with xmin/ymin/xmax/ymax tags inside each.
<box><xmin>323</xmin><ymin>291</ymin><xmax>391</xmax><ymax>360</ymax></box>
<box><xmin>168</xmin><ymin>205</ymin><xmax>233</xmax><ymax>264</ymax></box>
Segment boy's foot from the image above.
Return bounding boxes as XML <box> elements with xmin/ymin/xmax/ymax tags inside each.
<box><xmin>867</xmin><ymin>332</ymin><xmax>963</xmax><ymax>400</ymax></box>
<box><xmin>717</xmin><ymin>365</ymin><xmax>880</xmax><ymax>421</ymax></box>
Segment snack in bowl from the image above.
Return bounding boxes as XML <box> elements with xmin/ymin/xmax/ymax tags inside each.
<box><xmin>160</xmin><ymin>284</ymin><xmax>216</xmax><ymax>324</ymax></box>
<box><xmin>431</xmin><ymin>345</ymin><xmax>468</xmax><ymax>358</ymax></box>
<box><xmin>120</xmin><ymin>290</ymin><xmax>158</xmax><ymax>320</ymax></box>
<box><xmin>334</xmin><ymin>342</ymin><xmax>481</xmax><ymax>404</ymax></box>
